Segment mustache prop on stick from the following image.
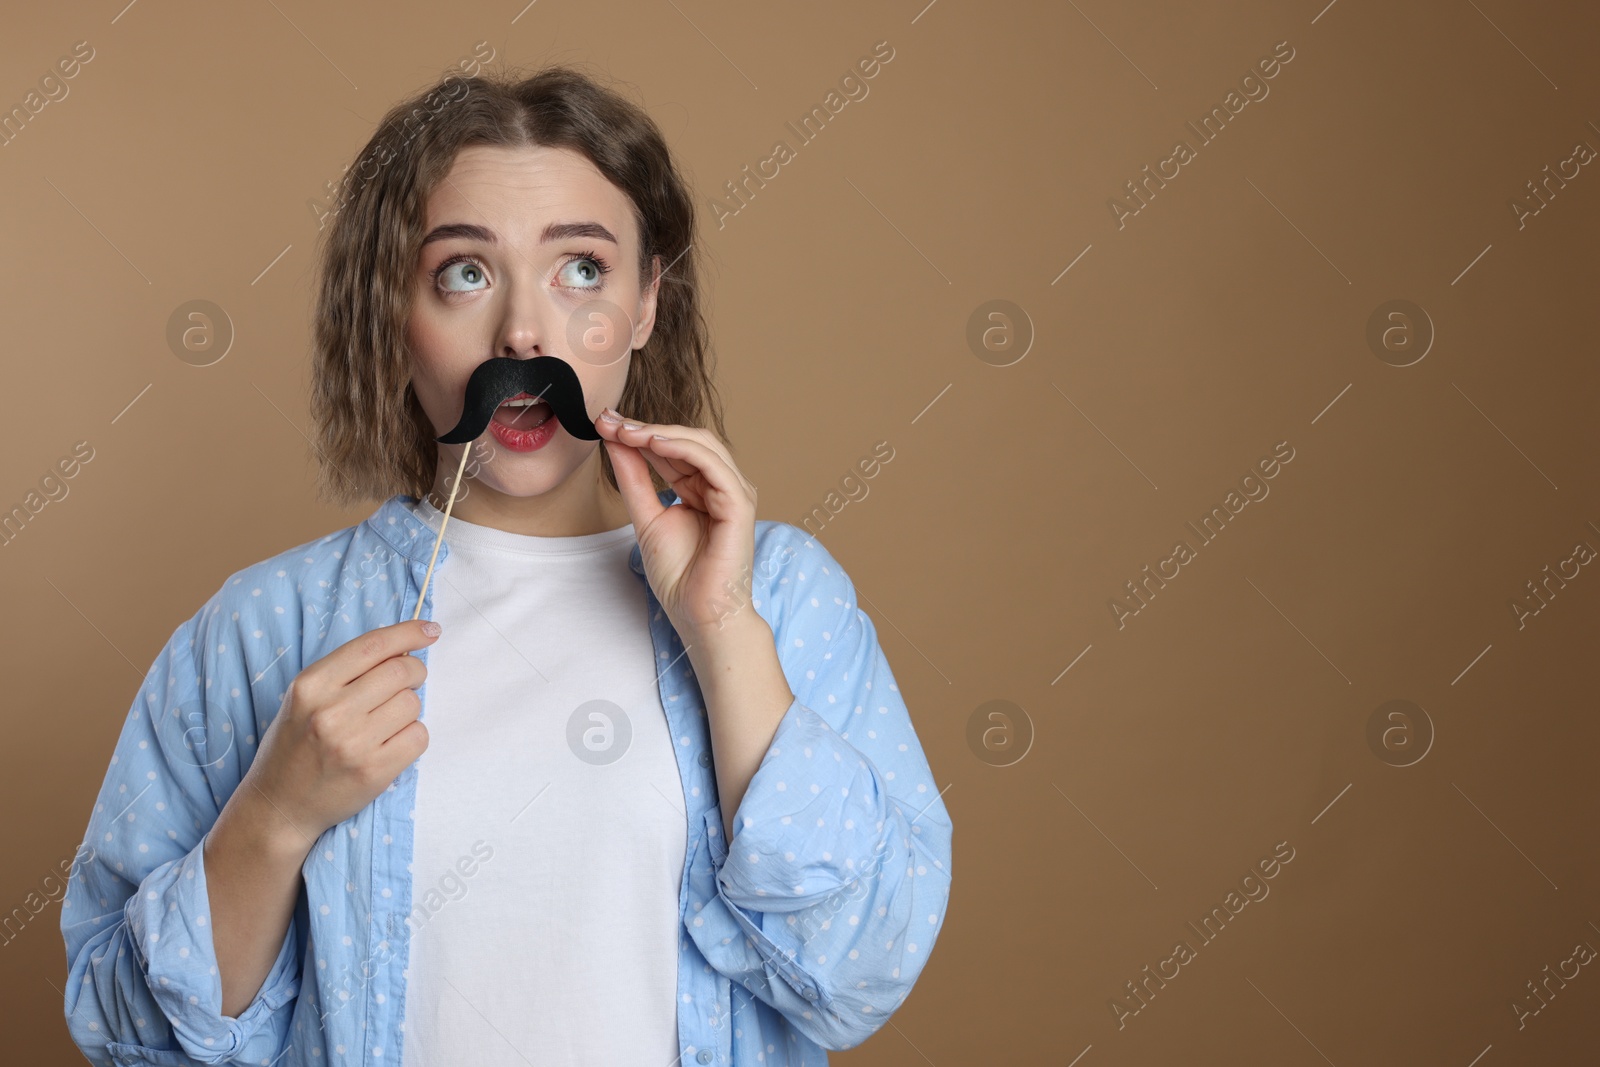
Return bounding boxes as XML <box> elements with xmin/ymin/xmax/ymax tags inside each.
<box><xmin>411</xmin><ymin>355</ymin><xmax>602</xmax><ymax>620</ymax></box>
<box><xmin>437</xmin><ymin>355</ymin><xmax>602</xmax><ymax>444</ymax></box>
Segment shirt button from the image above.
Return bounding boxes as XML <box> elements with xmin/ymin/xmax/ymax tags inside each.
<box><xmin>697</xmin><ymin>1050</ymin><xmax>713</xmax><ymax>1063</ymax></box>
<box><xmin>803</xmin><ymin>988</ymin><xmax>818</xmax><ymax>1001</ymax></box>
<box><xmin>698</xmin><ymin>751</ymin><xmax>712</xmax><ymax>768</ymax></box>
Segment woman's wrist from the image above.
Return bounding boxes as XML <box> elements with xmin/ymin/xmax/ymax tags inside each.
<box><xmin>216</xmin><ymin>780</ymin><xmax>321</xmax><ymax>864</ymax></box>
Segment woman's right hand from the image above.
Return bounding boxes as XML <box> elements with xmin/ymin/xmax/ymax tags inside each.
<box><xmin>238</xmin><ymin>619</ymin><xmax>440</xmax><ymax>846</ymax></box>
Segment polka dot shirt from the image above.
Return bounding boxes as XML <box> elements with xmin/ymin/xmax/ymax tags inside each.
<box><xmin>60</xmin><ymin>490</ymin><xmax>953</xmax><ymax>1066</ymax></box>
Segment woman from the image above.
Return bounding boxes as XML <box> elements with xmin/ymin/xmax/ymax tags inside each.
<box><xmin>61</xmin><ymin>65</ymin><xmax>952</xmax><ymax>1067</ymax></box>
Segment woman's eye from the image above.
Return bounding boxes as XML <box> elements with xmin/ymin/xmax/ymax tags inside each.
<box><xmin>557</xmin><ymin>256</ymin><xmax>604</xmax><ymax>288</ymax></box>
<box><xmin>437</xmin><ymin>259</ymin><xmax>488</xmax><ymax>292</ymax></box>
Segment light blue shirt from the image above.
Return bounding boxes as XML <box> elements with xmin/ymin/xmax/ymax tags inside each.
<box><xmin>61</xmin><ymin>490</ymin><xmax>954</xmax><ymax>1067</ymax></box>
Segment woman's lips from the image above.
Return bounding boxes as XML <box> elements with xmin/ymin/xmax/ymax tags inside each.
<box><xmin>487</xmin><ymin>397</ymin><xmax>557</xmax><ymax>452</ymax></box>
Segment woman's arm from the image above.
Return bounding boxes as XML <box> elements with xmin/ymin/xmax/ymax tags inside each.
<box><xmin>204</xmin><ymin>787</ymin><xmax>315</xmax><ymax>1017</ymax></box>
<box><xmin>61</xmin><ymin>594</ymin><xmax>304</xmax><ymax>1066</ymax></box>
<box><xmin>684</xmin><ymin>612</ymin><xmax>795</xmax><ymax>844</ymax></box>
<box><xmin>681</xmin><ymin>526</ymin><xmax>955</xmax><ymax>1051</ymax></box>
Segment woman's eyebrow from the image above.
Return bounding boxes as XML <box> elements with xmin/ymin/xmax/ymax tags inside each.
<box><xmin>420</xmin><ymin>220</ymin><xmax>619</xmax><ymax>247</ymax></box>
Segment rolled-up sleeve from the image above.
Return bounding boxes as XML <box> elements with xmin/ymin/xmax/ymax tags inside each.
<box><xmin>683</xmin><ymin>527</ymin><xmax>954</xmax><ymax>1051</ymax></box>
<box><xmin>61</xmin><ymin>593</ymin><xmax>302</xmax><ymax>1066</ymax></box>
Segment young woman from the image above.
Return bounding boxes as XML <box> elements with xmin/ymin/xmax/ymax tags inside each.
<box><xmin>61</xmin><ymin>65</ymin><xmax>952</xmax><ymax>1067</ymax></box>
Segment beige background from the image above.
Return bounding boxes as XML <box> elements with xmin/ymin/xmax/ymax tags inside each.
<box><xmin>5</xmin><ymin>0</ymin><xmax>1598</xmax><ymax>1063</ymax></box>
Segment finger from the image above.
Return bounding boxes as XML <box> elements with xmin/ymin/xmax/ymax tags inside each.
<box><xmin>597</xmin><ymin>414</ymin><xmax>739</xmax><ymax>478</ymax></box>
<box><xmin>316</xmin><ymin>620</ymin><xmax>439</xmax><ymax>692</ymax></box>
<box><xmin>362</xmin><ymin>685</ymin><xmax>423</xmax><ymax>748</ymax></box>
<box><xmin>597</xmin><ymin>418</ymin><xmax>697</xmax><ymax>493</ymax></box>
<box><xmin>613</xmin><ymin>430</ymin><xmax>699</xmax><ymax>496</ymax></box>
<box><xmin>605</xmin><ymin>437</ymin><xmax>671</xmax><ymax>528</ymax></box>
<box><xmin>634</xmin><ymin>434</ymin><xmax>755</xmax><ymax>518</ymax></box>
<box><xmin>343</xmin><ymin>652</ymin><xmax>428</xmax><ymax>715</ymax></box>
<box><xmin>377</xmin><ymin>717</ymin><xmax>429</xmax><ymax>775</ymax></box>
<box><xmin>610</xmin><ymin>422</ymin><xmax>756</xmax><ymax>500</ymax></box>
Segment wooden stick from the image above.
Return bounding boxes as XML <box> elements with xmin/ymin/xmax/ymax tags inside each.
<box><xmin>411</xmin><ymin>442</ymin><xmax>473</xmax><ymax>621</ymax></box>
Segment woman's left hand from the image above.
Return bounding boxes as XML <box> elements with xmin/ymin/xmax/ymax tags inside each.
<box><xmin>595</xmin><ymin>406</ymin><xmax>760</xmax><ymax>642</ymax></box>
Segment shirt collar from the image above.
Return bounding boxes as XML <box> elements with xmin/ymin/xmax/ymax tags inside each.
<box><xmin>365</xmin><ymin>489</ymin><xmax>681</xmax><ymax>577</ymax></box>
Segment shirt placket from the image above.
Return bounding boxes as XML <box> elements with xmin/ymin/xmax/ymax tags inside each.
<box><xmin>365</xmin><ymin>551</ymin><xmax>436</xmax><ymax>1067</ymax></box>
<box><xmin>634</xmin><ymin>546</ymin><xmax>731</xmax><ymax>1066</ymax></box>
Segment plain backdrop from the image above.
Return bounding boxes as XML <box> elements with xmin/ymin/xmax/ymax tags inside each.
<box><xmin>3</xmin><ymin>0</ymin><xmax>1598</xmax><ymax>1063</ymax></box>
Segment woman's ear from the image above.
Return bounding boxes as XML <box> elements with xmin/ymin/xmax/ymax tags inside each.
<box><xmin>631</xmin><ymin>254</ymin><xmax>662</xmax><ymax>351</ymax></box>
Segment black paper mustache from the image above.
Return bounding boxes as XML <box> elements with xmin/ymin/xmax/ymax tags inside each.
<box><xmin>437</xmin><ymin>356</ymin><xmax>601</xmax><ymax>444</ymax></box>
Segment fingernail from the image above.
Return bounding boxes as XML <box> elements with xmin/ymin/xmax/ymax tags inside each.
<box><xmin>622</xmin><ymin>421</ymin><xmax>642</xmax><ymax>431</ymax></box>
<box><xmin>599</xmin><ymin>408</ymin><xmax>622</xmax><ymax>423</ymax></box>
<box><xmin>420</xmin><ymin>620</ymin><xmax>442</xmax><ymax>637</ymax></box>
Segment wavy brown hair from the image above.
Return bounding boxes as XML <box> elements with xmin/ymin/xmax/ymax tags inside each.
<box><xmin>308</xmin><ymin>63</ymin><xmax>726</xmax><ymax>507</ymax></box>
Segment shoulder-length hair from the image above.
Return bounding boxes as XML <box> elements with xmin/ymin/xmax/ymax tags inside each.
<box><xmin>308</xmin><ymin>64</ymin><xmax>726</xmax><ymax>507</ymax></box>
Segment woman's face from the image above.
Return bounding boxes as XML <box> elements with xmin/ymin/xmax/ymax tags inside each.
<box><xmin>406</xmin><ymin>143</ymin><xmax>659</xmax><ymax>503</ymax></box>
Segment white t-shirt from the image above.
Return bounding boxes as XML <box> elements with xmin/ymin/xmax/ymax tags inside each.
<box><xmin>398</xmin><ymin>497</ymin><xmax>686</xmax><ymax>1067</ymax></box>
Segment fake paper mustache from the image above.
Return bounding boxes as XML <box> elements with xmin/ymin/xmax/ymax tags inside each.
<box><xmin>436</xmin><ymin>355</ymin><xmax>602</xmax><ymax>444</ymax></box>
